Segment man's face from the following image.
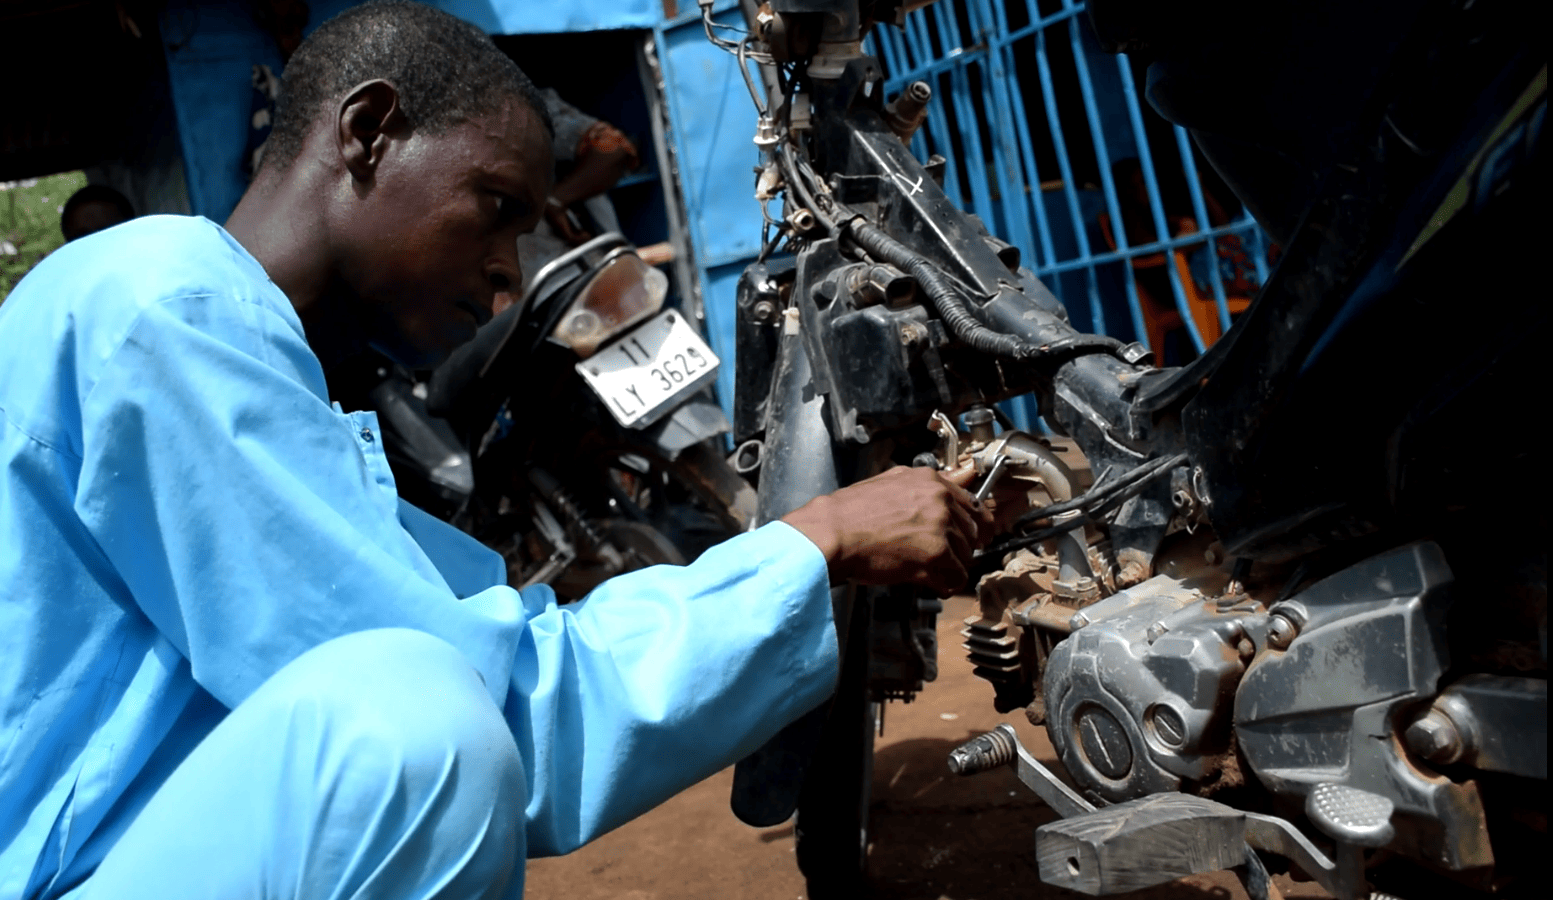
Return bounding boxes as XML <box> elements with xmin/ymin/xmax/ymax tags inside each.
<box><xmin>335</xmin><ymin>98</ymin><xmax>552</xmax><ymax>368</ymax></box>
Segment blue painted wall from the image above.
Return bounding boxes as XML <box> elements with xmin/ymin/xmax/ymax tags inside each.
<box><xmin>158</xmin><ymin>0</ymin><xmax>667</xmax><ymax>222</ymax></box>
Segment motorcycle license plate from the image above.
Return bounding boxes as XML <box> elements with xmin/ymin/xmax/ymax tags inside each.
<box><xmin>576</xmin><ymin>309</ymin><xmax>720</xmax><ymax>429</ymax></box>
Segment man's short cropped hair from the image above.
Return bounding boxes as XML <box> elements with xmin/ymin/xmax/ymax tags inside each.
<box><xmin>264</xmin><ymin>0</ymin><xmax>552</xmax><ymax>171</ymax></box>
<box><xmin>60</xmin><ymin>185</ymin><xmax>136</xmax><ymax>241</ymax></box>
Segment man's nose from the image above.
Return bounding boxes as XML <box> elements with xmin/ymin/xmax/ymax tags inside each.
<box><xmin>486</xmin><ymin>261</ymin><xmax>520</xmax><ymax>296</ymax></box>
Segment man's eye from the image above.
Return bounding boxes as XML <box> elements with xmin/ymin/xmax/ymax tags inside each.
<box><xmin>494</xmin><ymin>194</ymin><xmax>526</xmax><ymax>224</ymax></box>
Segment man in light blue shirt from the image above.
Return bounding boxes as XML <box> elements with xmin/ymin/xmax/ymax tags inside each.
<box><xmin>0</xmin><ymin>3</ymin><xmax>989</xmax><ymax>898</ymax></box>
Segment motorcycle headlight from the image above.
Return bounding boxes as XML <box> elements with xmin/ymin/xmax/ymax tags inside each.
<box><xmin>552</xmin><ymin>252</ymin><xmax>669</xmax><ymax>359</ymax></box>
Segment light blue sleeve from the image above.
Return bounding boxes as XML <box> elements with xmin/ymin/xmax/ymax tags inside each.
<box><xmin>72</xmin><ymin>292</ymin><xmax>838</xmax><ymax>856</ymax></box>
<box><xmin>511</xmin><ymin>522</ymin><xmax>835</xmax><ymax>855</ymax></box>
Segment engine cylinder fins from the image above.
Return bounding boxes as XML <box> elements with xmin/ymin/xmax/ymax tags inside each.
<box><xmin>961</xmin><ymin>617</ymin><xmax>1019</xmax><ymax>663</ymax></box>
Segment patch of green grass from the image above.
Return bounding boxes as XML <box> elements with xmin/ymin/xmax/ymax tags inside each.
<box><xmin>1</xmin><ymin>171</ymin><xmax>88</xmax><ymax>304</ymax></box>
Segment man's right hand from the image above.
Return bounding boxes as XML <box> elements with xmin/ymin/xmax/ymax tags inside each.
<box><xmin>780</xmin><ymin>466</ymin><xmax>995</xmax><ymax>596</ymax></box>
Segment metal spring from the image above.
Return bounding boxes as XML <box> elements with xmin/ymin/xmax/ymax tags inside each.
<box><xmin>948</xmin><ymin>723</ymin><xmax>1018</xmax><ymax>775</ymax></box>
<box><xmin>529</xmin><ymin>468</ymin><xmax>605</xmax><ymax>550</ymax></box>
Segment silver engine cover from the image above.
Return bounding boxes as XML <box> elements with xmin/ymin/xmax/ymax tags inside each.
<box><xmin>1042</xmin><ymin>541</ymin><xmax>1495</xmax><ymax>875</ymax></box>
<box><xmin>1043</xmin><ymin>573</ymin><xmax>1263</xmax><ymax>803</ymax></box>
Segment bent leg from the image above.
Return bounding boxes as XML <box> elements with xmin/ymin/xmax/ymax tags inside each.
<box><xmin>76</xmin><ymin>628</ymin><xmax>524</xmax><ymax>900</ymax></box>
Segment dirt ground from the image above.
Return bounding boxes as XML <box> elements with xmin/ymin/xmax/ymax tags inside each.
<box><xmin>526</xmin><ymin>594</ymin><xmax>1330</xmax><ymax>900</ymax></box>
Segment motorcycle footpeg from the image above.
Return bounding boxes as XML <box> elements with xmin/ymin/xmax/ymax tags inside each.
<box><xmin>1035</xmin><ymin>793</ymin><xmax>1248</xmax><ymax>895</ymax></box>
<box><xmin>1305</xmin><ymin>783</ymin><xmax>1395</xmax><ymax>848</ymax></box>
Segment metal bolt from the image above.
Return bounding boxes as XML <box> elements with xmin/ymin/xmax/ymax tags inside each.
<box><xmin>787</xmin><ymin>208</ymin><xmax>817</xmax><ymax>233</ymax></box>
<box><xmin>1149</xmin><ymin>704</ymin><xmax>1188</xmax><ymax>749</ymax></box>
<box><xmin>750</xmin><ymin>299</ymin><xmax>777</xmax><ymax>324</ymax></box>
<box><xmin>1405</xmin><ymin>710</ymin><xmax>1464</xmax><ymax>764</ymax></box>
<box><xmin>1119</xmin><ymin>341</ymin><xmax>1154</xmax><ymax>366</ymax></box>
<box><xmin>1266</xmin><ymin>614</ymin><xmax>1298</xmax><ymax>651</ymax></box>
<box><xmin>963</xmin><ymin>406</ymin><xmax>996</xmax><ymax>445</ymax></box>
<box><xmin>1145</xmin><ymin>621</ymin><xmax>1169</xmax><ymax>643</ymax></box>
<box><xmin>753</xmin><ymin>115</ymin><xmax>780</xmax><ymax>149</ymax></box>
<box><xmin>1076</xmin><ymin>705</ymin><xmax>1133</xmax><ymax>780</ymax></box>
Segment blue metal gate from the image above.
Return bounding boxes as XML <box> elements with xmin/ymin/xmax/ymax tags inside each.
<box><xmin>648</xmin><ymin>1</ymin><xmax>1280</xmax><ymax>419</ymax></box>
<box><xmin>868</xmin><ymin>0</ymin><xmax>1275</xmax><ymax>361</ymax></box>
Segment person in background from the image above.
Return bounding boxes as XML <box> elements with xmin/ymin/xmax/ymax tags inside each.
<box><xmin>505</xmin><ymin>89</ymin><xmax>672</xmax><ymax>316</ymax></box>
<box><xmin>59</xmin><ymin>183</ymin><xmax>135</xmax><ymax>241</ymax></box>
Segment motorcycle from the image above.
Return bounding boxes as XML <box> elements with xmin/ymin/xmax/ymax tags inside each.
<box><xmin>343</xmin><ymin>233</ymin><xmax>756</xmax><ymax>600</ymax></box>
<box><xmin>710</xmin><ymin>1</ymin><xmax>1545</xmax><ymax>898</ymax></box>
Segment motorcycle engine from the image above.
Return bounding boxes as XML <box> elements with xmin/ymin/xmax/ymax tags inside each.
<box><xmin>1040</xmin><ymin>569</ymin><xmax>1268</xmax><ymax>803</ymax></box>
<box><xmin>965</xmin><ymin>423</ymin><xmax>1509</xmax><ymax>880</ymax></box>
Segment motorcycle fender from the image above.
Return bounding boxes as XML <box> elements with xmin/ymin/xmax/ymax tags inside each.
<box><xmin>731</xmin><ymin>327</ymin><xmax>846</xmax><ymax>827</ymax></box>
<box><xmin>639</xmin><ymin>394</ymin><xmax>731</xmax><ymax>461</ymax></box>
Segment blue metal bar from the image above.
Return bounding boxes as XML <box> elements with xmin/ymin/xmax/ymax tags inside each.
<box><xmin>1063</xmin><ymin>9</ymin><xmax>1135</xmax><ymax>338</ymax></box>
<box><xmin>882</xmin><ymin>0</ymin><xmax>1087</xmax><ymax>88</ymax></box>
<box><xmin>1056</xmin><ymin>0</ymin><xmax>1130</xmax><ymax>341</ymax></box>
<box><xmin>971</xmin><ymin>0</ymin><xmax>1036</xmax><ymax>254</ymax></box>
<box><xmin>1244</xmin><ymin>213</ymin><xmax>1272</xmax><ymax>284</ymax></box>
<box><xmin>1030</xmin><ymin>218</ymin><xmax>1267</xmax><ymax>274</ymax></box>
<box><xmin>871</xmin><ymin>0</ymin><xmax>1273</xmax><ymax>352</ymax></box>
<box><xmin>902</xmin><ymin>2</ymin><xmax>935</xmax><ymax>70</ymax></box>
<box><xmin>1114</xmin><ymin>52</ymin><xmax>1206</xmax><ymax>354</ymax></box>
<box><xmin>935</xmin><ymin>1</ymin><xmax>997</xmax><ymax>220</ymax></box>
<box><xmin>1173</xmin><ymin>125</ymin><xmax>1234</xmax><ymax>331</ymax></box>
<box><xmin>898</xmin><ymin>10</ymin><xmax>968</xmax><ymax>207</ymax></box>
<box><xmin>1034</xmin><ymin>26</ymin><xmax>1105</xmax><ymax>333</ymax></box>
<box><xmin>975</xmin><ymin>0</ymin><xmax>1059</xmax><ymax>275</ymax></box>
<box><xmin>997</xmin><ymin>3</ymin><xmax>1089</xmax><ymax>52</ymax></box>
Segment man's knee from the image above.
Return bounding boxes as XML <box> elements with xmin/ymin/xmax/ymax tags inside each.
<box><xmin>269</xmin><ymin>627</ymin><xmax>519</xmax><ymax>783</ymax></box>
<box><xmin>255</xmin><ymin>629</ymin><xmax>525</xmax><ymax>858</ymax></box>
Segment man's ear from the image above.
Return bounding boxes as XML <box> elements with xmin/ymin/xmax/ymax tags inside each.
<box><xmin>336</xmin><ymin>80</ymin><xmax>404</xmax><ymax>182</ymax></box>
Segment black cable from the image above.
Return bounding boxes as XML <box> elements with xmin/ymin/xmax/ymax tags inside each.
<box><xmin>845</xmin><ymin>219</ymin><xmax>1127</xmax><ymax>363</ymax></box>
<box><xmin>1276</xmin><ymin>560</ymin><xmax>1312</xmax><ymax>603</ymax></box>
<box><xmin>1011</xmin><ymin>452</ymin><xmax>1184</xmax><ymax>530</ymax></box>
<box><xmin>983</xmin><ymin>452</ymin><xmax>1189</xmax><ymax>557</ymax></box>
<box><xmin>981</xmin><ymin>517</ymin><xmax>1088</xmax><ymax>558</ymax></box>
<box><xmin>779</xmin><ymin>144</ymin><xmax>836</xmax><ymax>233</ymax></box>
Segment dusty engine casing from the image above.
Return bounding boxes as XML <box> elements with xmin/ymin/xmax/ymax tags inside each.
<box><xmin>1041</xmin><ymin>573</ymin><xmax>1268</xmax><ymax>803</ymax></box>
<box><xmin>1031</xmin><ymin>541</ymin><xmax>1498</xmax><ymax>879</ymax></box>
